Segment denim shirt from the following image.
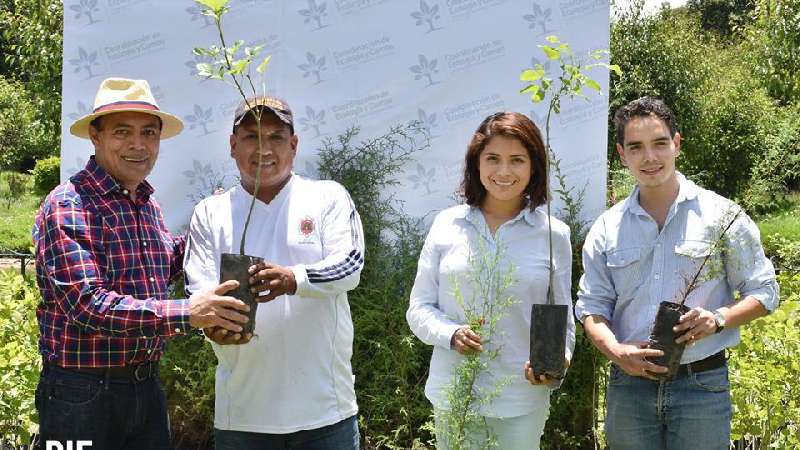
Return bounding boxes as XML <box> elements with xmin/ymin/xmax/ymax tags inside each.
<box><xmin>575</xmin><ymin>173</ymin><xmax>779</xmax><ymax>364</ymax></box>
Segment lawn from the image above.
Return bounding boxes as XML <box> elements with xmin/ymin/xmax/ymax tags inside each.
<box><xmin>0</xmin><ymin>171</ymin><xmax>41</xmax><ymax>254</ymax></box>
<box><xmin>757</xmin><ymin>193</ymin><xmax>800</xmax><ymax>242</ymax></box>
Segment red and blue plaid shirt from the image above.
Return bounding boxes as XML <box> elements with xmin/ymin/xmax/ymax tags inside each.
<box><xmin>33</xmin><ymin>156</ymin><xmax>190</xmax><ymax>368</ymax></box>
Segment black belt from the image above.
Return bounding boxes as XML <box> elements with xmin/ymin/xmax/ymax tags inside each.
<box><xmin>43</xmin><ymin>358</ymin><xmax>159</xmax><ymax>382</ymax></box>
<box><xmin>675</xmin><ymin>350</ymin><xmax>726</xmax><ymax>377</ymax></box>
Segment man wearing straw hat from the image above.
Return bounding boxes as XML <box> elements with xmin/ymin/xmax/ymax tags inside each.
<box><xmin>33</xmin><ymin>77</ymin><xmax>251</xmax><ymax>449</ymax></box>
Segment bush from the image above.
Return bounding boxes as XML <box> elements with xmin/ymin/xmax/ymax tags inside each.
<box><xmin>744</xmin><ymin>0</ymin><xmax>800</xmax><ymax>105</ymax></box>
<box><xmin>729</xmin><ymin>270</ymin><xmax>800</xmax><ymax>449</ymax></box>
<box><xmin>317</xmin><ymin>123</ymin><xmax>434</xmax><ymax>449</ymax></box>
<box><xmin>0</xmin><ymin>270</ymin><xmax>41</xmax><ymax>448</ymax></box>
<box><xmin>0</xmin><ymin>77</ymin><xmax>48</xmax><ymax>171</ymax></box>
<box><xmin>30</xmin><ymin>156</ymin><xmax>60</xmax><ymax>195</ymax></box>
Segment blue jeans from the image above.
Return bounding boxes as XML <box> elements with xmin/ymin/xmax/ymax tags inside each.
<box><xmin>214</xmin><ymin>415</ymin><xmax>360</xmax><ymax>450</ymax></box>
<box><xmin>35</xmin><ymin>365</ymin><xmax>170</xmax><ymax>450</ymax></box>
<box><xmin>605</xmin><ymin>363</ymin><xmax>732</xmax><ymax>450</ymax></box>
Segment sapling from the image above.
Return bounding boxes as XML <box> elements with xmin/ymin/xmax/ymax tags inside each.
<box><xmin>192</xmin><ymin>0</ymin><xmax>273</xmax><ymax>335</ymax></box>
<box><xmin>438</xmin><ymin>239</ymin><xmax>517</xmax><ymax>450</ymax></box>
<box><xmin>647</xmin><ymin>205</ymin><xmax>744</xmax><ymax>380</ymax></box>
<box><xmin>519</xmin><ymin>35</ymin><xmax>620</xmax><ymax>378</ymax></box>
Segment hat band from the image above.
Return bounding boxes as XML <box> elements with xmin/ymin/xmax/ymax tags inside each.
<box><xmin>93</xmin><ymin>101</ymin><xmax>160</xmax><ymax>113</ymax></box>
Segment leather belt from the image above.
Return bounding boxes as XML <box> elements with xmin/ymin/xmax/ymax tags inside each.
<box><xmin>43</xmin><ymin>358</ymin><xmax>158</xmax><ymax>382</ymax></box>
<box><xmin>675</xmin><ymin>350</ymin><xmax>726</xmax><ymax>377</ymax></box>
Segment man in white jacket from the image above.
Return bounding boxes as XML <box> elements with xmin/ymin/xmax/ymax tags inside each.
<box><xmin>183</xmin><ymin>96</ymin><xmax>364</xmax><ymax>449</ymax></box>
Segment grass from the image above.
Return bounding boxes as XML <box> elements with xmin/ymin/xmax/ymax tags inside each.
<box><xmin>0</xmin><ymin>171</ymin><xmax>41</xmax><ymax>254</ymax></box>
<box><xmin>756</xmin><ymin>193</ymin><xmax>800</xmax><ymax>242</ymax></box>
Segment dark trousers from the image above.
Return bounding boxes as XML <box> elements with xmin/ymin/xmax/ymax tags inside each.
<box><xmin>35</xmin><ymin>365</ymin><xmax>171</xmax><ymax>450</ymax></box>
<box><xmin>214</xmin><ymin>415</ymin><xmax>360</xmax><ymax>450</ymax></box>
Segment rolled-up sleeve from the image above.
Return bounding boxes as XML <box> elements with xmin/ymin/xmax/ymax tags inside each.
<box><xmin>406</xmin><ymin>218</ymin><xmax>460</xmax><ymax>349</ymax></box>
<box><xmin>726</xmin><ymin>214</ymin><xmax>779</xmax><ymax>311</ymax></box>
<box><xmin>575</xmin><ymin>218</ymin><xmax>617</xmax><ymax>323</ymax></box>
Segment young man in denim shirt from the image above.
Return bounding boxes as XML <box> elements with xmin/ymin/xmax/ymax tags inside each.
<box><xmin>575</xmin><ymin>97</ymin><xmax>779</xmax><ymax>450</ymax></box>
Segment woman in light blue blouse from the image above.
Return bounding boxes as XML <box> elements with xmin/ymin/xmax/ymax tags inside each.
<box><xmin>406</xmin><ymin>112</ymin><xmax>575</xmax><ymax>450</ymax></box>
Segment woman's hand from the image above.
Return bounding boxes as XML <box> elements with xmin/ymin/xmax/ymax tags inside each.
<box><xmin>450</xmin><ymin>326</ymin><xmax>483</xmax><ymax>355</ymax></box>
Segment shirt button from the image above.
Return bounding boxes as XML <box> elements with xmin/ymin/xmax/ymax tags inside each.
<box><xmin>149</xmin><ymin>276</ymin><xmax>155</xmax><ymax>282</ymax></box>
<box><xmin>142</xmin><ymin>242</ymin><xmax>148</xmax><ymax>247</ymax></box>
<box><xmin>147</xmin><ymin>349</ymin><xmax>152</xmax><ymax>354</ymax></box>
<box><xmin>122</xmin><ymin>189</ymin><xmax>129</xmax><ymax>195</ymax></box>
<box><xmin>654</xmin><ymin>273</ymin><xmax>661</xmax><ymax>280</ymax></box>
<box><xmin>174</xmin><ymin>328</ymin><xmax>181</xmax><ymax>333</ymax></box>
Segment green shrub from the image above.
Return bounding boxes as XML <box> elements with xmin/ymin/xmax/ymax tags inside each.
<box><xmin>0</xmin><ymin>171</ymin><xmax>37</xmax><ymax>253</ymax></box>
<box><xmin>30</xmin><ymin>156</ymin><xmax>60</xmax><ymax>195</ymax></box>
<box><xmin>729</xmin><ymin>271</ymin><xmax>800</xmax><ymax>449</ymax></box>
<box><xmin>744</xmin><ymin>0</ymin><xmax>800</xmax><ymax>105</ymax></box>
<box><xmin>317</xmin><ymin>124</ymin><xmax>434</xmax><ymax>449</ymax></box>
<box><xmin>0</xmin><ymin>270</ymin><xmax>41</xmax><ymax>447</ymax></box>
<box><xmin>0</xmin><ymin>77</ymin><xmax>48</xmax><ymax>171</ymax></box>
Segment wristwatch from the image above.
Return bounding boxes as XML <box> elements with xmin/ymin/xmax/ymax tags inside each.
<box><xmin>713</xmin><ymin>309</ymin><xmax>726</xmax><ymax>334</ymax></box>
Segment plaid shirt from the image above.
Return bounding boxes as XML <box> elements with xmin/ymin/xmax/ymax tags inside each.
<box><xmin>33</xmin><ymin>156</ymin><xmax>190</xmax><ymax>368</ymax></box>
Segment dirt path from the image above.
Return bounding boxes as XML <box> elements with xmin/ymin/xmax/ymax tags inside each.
<box><xmin>0</xmin><ymin>257</ymin><xmax>34</xmax><ymax>274</ymax></box>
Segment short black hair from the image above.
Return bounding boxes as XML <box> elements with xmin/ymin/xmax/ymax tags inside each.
<box><xmin>614</xmin><ymin>97</ymin><xmax>677</xmax><ymax>145</ymax></box>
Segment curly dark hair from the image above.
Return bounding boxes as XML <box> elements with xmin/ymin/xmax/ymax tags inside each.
<box><xmin>460</xmin><ymin>111</ymin><xmax>548</xmax><ymax>210</ymax></box>
<box><xmin>614</xmin><ymin>96</ymin><xmax>678</xmax><ymax>145</ymax></box>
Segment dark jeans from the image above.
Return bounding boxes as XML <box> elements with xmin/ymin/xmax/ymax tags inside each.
<box><xmin>35</xmin><ymin>365</ymin><xmax>171</xmax><ymax>450</ymax></box>
<box><xmin>214</xmin><ymin>415</ymin><xmax>360</xmax><ymax>450</ymax></box>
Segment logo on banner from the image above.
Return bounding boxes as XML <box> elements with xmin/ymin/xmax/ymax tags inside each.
<box><xmin>68</xmin><ymin>47</ymin><xmax>101</xmax><ymax>80</ymax></box>
<box><xmin>524</xmin><ymin>2</ymin><xmax>554</xmax><ymax>35</ymax></box>
<box><xmin>444</xmin><ymin>40</ymin><xmax>505</xmax><ymax>72</ymax></box>
<box><xmin>407</xmin><ymin>163</ymin><xmax>436</xmax><ymax>194</ymax></box>
<box><xmin>185</xmin><ymin>4</ymin><xmax>215</xmax><ymax>27</ymax></box>
<box><xmin>556</xmin><ymin>95</ymin><xmax>607</xmax><ymax>126</ymax></box>
<box><xmin>410</xmin><ymin>0</ymin><xmax>443</xmax><ymax>33</ymax></box>
<box><xmin>331</xmin><ymin>91</ymin><xmax>394</xmax><ymax>122</ymax></box>
<box><xmin>185</xmin><ymin>104</ymin><xmax>216</xmax><ymax>136</ymax></box>
<box><xmin>297</xmin><ymin>52</ymin><xmax>327</xmax><ymax>84</ymax></box>
<box><xmin>446</xmin><ymin>0</ymin><xmax>507</xmax><ymax>18</ymax></box>
<box><xmin>559</xmin><ymin>0</ymin><xmax>606</xmax><ymax>18</ymax></box>
<box><xmin>409</xmin><ymin>54</ymin><xmax>439</xmax><ymax>87</ymax></box>
<box><xmin>298</xmin><ymin>0</ymin><xmax>328</xmax><ymax>30</ymax></box>
<box><xmin>67</xmin><ymin>101</ymin><xmax>92</xmax><ymax>123</ymax></box>
<box><xmin>185</xmin><ymin>53</ymin><xmax>213</xmax><ymax>78</ymax></box>
<box><xmin>69</xmin><ymin>0</ymin><xmax>101</xmax><ymax>26</ymax></box>
<box><xmin>417</xmin><ymin>108</ymin><xmax>439</xmax><ymax>139</ymax></box>
<box><xmin>298</xmin><ymin>106</ymin><xmax>327</xmax><ymax>138</ymax></box>
<box><xmin>444</xmin><ymin>93</ymin><xmax>505</xmax><ymax>124</ymax></box>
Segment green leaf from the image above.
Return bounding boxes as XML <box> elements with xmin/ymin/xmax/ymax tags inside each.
<box><xmin>196</xmin><ymin>63</ymin><xmax>214</xmax><ymax>77</ymax></box>
<box><xmin>195</xmin><ymin>0</ymin><xmax>229</xmax><ymax>13</ymax></box>
<box><xmin>585</xmin><ymin>79</ymin><xmax>601</xmax><ymax>91</ymax></box>
<box><xmin>530</xmin><ymin>89</ymin><xmax>545</xmax><ymax>103</ymax></box>
<box><xmin>520</xmin><ymin>83</ymin><xmax>540</xmax><ymax>94</ymax></box>
<box><xmin>256</xmin><ymin>55</ymin><xmax>272</xmax><ymax>74</ymax></box>
<box><xmin>520</xmin><ymin>68</ymin><xmax>545</xmax><ymax>82</ymax></box>
<box><xmin>609</xmin><ymin>64</ymin><xmax>623</xmax><ymax>76</ymax></box>
<box><xmin>545</xmin><ymin>35</ymin><xmax>559</xmax><ymax>43</ymax></box>
<box><xmin>541</xmin><ymin>45</ymin><xmax>560</xmax><ymax>60</ymax></box>
<box><xmin>229</xmin><ymin>59</ymin><xmax>249</xmax><ymax>75</ymax></box>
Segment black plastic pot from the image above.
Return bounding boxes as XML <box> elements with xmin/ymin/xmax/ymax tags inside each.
<box><xmin>219</xmin><ymin>252</ymin><xmax>264</xmax><ymax>336</ymax></box>
<box><xmin>529</xmin><ymin>304</ymin><xmax>568</xmax><ymax>379</ymax></box>
<box><xmin>647</xmin><ymin>301</ymin><xmax>691</xmax><ymax>380</ymax></box>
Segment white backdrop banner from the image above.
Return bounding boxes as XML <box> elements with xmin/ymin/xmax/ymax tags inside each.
<box><xmin>61</xmin><ymin>0</ymin><xmax>610</xmax><ymax>232</ymax></box>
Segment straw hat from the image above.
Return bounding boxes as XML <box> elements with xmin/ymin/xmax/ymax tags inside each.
<box><xmin>69</xmin><ymin>77</ymin><xmax>184</xmax><ymax>139</ymax></box>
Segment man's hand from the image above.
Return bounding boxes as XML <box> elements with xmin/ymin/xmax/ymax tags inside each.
<box><xmin>524</xmin><ymin>358</ymin><xmax>570</xmax><ymax>386</ymax></box>
<box><xmin>450</xmin><ymin>326</ymin><xmax>483</xmax><ymax>355</ymax></box>
<box><xmin>203</xmin><ymin>327</ymin><xmax>252</xmax><ymax>345</ymax></box>
<box><xmin>674</xmin><ymin>307</ymin><xmax>717</xmax><ymax>344</ymax></box>
<box><xmin>248</xmin><ymin>262</ymin><xmax>297</xmax><ymax>303</ymax></box>
<box><xmin>188</xmin><ymin>280</ymin><xmax>250</xmax><ymax>332</ymax></box>
<box><xmin>610</xmin><ymin>341</ymin><xmax>668</xmax><ymax>380</ymax></box>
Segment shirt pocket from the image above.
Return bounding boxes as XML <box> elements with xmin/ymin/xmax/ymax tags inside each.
<box><xmin>606</xmin><ymin>247</ymin><xmax>644</xmax><ymax>301</ymax></box>
<box><xmin>673</xmin><ymin>240</ymin><xmax>720</xmax><ymax>285</ymax></box>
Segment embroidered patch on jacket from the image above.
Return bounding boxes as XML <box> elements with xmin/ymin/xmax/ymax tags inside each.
<box><xmin>300</xmin><ymin>216</ymin><xmax>315</xmax><ymax>236</ymax></box>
